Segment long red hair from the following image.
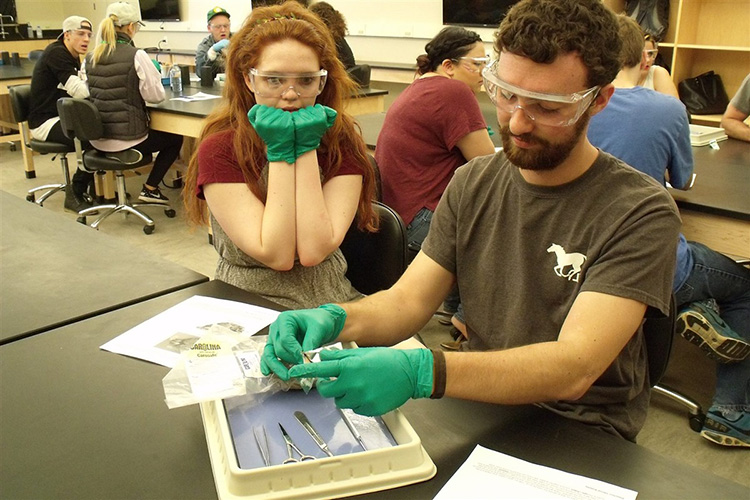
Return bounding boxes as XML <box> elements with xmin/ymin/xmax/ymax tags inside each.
<box><xmin>183</xmin><ymin>1</ymin><xmax>377</xmax><ymax>231</ymax></box>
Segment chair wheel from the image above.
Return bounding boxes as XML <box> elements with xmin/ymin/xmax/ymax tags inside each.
<box><xmin>26</xmin><ymin>194</ymin><xmax>35</xmax><ymax>202</ymax></box>
<box><xmin>164</xmin><ymin>208</ymin><xmax>176</xmax><ymax>218</ymax></box>
<box><xmin>143</xmin><ymin>225</ymin><xmax>155</xmax><ymax>235</ymax></box>
<box><xmin>689</xmin><ymin>413</ymin><xmax>705</xmax><ymax>432</ymax></box>
<box><xmin>77</xmin><ymin>216</ymin><xmax>87</xmax><ymax>225</ymax></box>
<box><xmin>10</xmin><ymin>143</ymin><xmax>16</xmax><ymax>152</ymax></box>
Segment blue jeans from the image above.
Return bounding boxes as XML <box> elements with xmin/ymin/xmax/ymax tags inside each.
<box><xmin>675</xmin><ymin>241</ymin><xmax>750</xmax><ymax>414</ymax></box>
<box><xmin>407</xmin><ymin>208</ymin><xmax>462</xmax><ymax>321</ymax></box>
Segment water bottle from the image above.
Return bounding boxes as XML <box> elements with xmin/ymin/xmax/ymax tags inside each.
<box><xmin>27</xmin><ymin>23</ymin><xmax>33</xmax><ymax>39</ymax></box>
<box><xmin>169</xmin><ymin>65</ymin><xmax>182</xmax><ymax>95</ymax></box>
<box><xmin>35</xmin><ymin>25</ymin><xmax>43</xmax><ymax>39</ymax></box>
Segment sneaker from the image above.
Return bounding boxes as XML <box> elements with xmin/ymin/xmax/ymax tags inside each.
<box><xmin>138</xmin><ymin>185</ymin><xmax>169</xmax><ymax>205</ymax></box>
<box><xmin>64</xmin><ymin>186</ymin><xmax>94</xmax><ymax>213</ymax></box>
<box><xmin>700</xmin><ymin>409</ymin><xmax>750</xmax><ymax>448</ymax></box>
<box><xmin>676</xmin><ymin>301</ymin><xmax>750</xmax><ymax>363</ymax></box>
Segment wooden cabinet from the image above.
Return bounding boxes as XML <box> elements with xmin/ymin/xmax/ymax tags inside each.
<box><xmin>661</xmin><ymin>0</ymin><xmax>750</xmax><ymax>126</ymax></box>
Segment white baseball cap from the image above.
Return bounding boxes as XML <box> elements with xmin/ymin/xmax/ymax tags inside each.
<box><xmin>106</xmin><ymin>2</ymin><xmax>145</xmax><ymax>27</ymax></box>
<box><xmin>58</xmin><ymin>16</ymin><xmax>92</xmax><ymax>39</ymax></box>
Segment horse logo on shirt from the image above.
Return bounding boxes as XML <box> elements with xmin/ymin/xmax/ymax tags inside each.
<box><xmin>547</xmin><ymin>243</ymin><xmax>587</xmax><ymax>282</ymax></box>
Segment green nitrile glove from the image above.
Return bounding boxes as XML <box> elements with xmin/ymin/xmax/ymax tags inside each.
<box><xmin>260</xmin><ymin>304</ymin><xmax>346</xmax><ymax>380</ymax></box>
<box><xmin>291</xmin><ymin>104</ymin><xmax>337</xmax><ymax>158</ymax></box>
<box><xmin>486</xmin><ymin>125</ymin><xmax>495</xmax><ymax>136</ymax></box>
<box><xmin>151</xmin><ymin>58</ymin><xmax>161</xmax><ymax>72</ymax></box>
<box><xmin>247</xmin><ymin>104</ymin><xmax>296</xmax><ymax>164</ymax></box>
<box><xmin>288</xmin><ymin>347</ymin><xmax>434</xmax><ymax>416</ymax></box>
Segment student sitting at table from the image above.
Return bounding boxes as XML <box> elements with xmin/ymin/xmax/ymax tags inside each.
<box><xmin>588</xmin><ymin>15</ymin><xmax>750</xmax><ymax>448</ymax></box>
<box><xmin>637</xmin><ymin>32</ymin><xmax>679</xmax><ymax>98</ymax></box>
<box><xmin>183</xmin><ymin>1</ymin><xmax>379</xmax><ymax>310</ymax></box>
<box><xmin>84</xmin><ymin>2</ymin><xmax>183</xmax><ymax>204</ymax></box>
<box><xmin>376</xmin><ymin>25</ymin><xmax>495</xmax><ymax>343</ymax></box>
<box><xmin>721</xmin><ymin>73</ymin><xmax>750</xmax><ymax>142</ymax></box>
<box><xmin>261</xmin><ymin>0</ymin><xmax>681</xmax><ymax>443</ymax></box>
<box><xmin>196</xmin><ymin>6</ymin><xmax>232</xmax><ymax>80</ymax></box>
<box><xmin>309</xmin><ymin>2</ymin><xmax>355</xmax><ymax>70</ymax></box>
<box><xmin>28</xmin><ymin>16</ymin><xmax>94</xmax><ymax>213</ymax></box>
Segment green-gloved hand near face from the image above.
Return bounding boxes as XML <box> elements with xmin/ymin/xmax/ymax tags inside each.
<box><xmin>260</xmin><ymin>304</ymin><xmax>346</xmax><ymax>380</ymax></box>
<box><xmin>288</xmin><ymin>348</ymin><xmax>434</xmax><ymax>416</ymax></box>
<box><xmin>247</xmin><ymin>104</ymin><xmax>296</xmax><ymax>164</ymax></box>
<box><xmin>292</xmin><ymin>104</ymin><xmax>337</xmax><ymax>158</ymax></box>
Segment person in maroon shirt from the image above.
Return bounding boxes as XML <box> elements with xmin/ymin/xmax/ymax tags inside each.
<box><xmin>376</xmin><ymin>26</ymin><xmax>495</xmax><ymax>340</ymax></box>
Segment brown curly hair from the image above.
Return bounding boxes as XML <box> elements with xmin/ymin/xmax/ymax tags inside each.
<box><xmin>309</xmin><ymin>2</ymin><xmax>347</xmax><ymax>41</ymax></box>
<box><xmin>495</xmin><ymin>0</ymin><xmax>622</xmax><ymax>88</ymax></box>
<box><xmin>183</xmin><ymin>1</ymin><xmax>377</xmax><ymax>232</ymax></box>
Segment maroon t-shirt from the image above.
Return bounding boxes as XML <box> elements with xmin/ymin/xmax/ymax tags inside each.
<box><xmin>196</xmin><ymin>129</ymin><xmax>363</xmax><ymax>198</ymax></box>
<box><xmin>376</xmin><ymin>77</ymin><xmax>487</xmax><ymax>225</ymax></box>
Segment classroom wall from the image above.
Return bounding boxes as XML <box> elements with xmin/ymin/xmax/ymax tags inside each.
<box><xmin>16</xmin><ymin>0</ymin><xmax>498</xmax><ymax>65</ymax></box>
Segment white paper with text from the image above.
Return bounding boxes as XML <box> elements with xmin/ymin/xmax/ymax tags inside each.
<box><xmin>435</xmin><ymin>445</ymin><xmax>637</xmax><ymax>500</ymax></box>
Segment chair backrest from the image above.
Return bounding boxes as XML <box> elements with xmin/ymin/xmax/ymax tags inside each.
<box><xmin>8</xmin><ymin>84</ymin><xmax>31</xmax><ymax>123</ymax></box>
<box><xmin>28</xmin><ymin>50</ymin><xmax>44</xmax><ymax>61</ymax></box>
<box><xmin>347</xmin><ymin>64</ymin><xmax>371</xmax><ymax>88</ymax></box>
<box><xmin>57</xmin><ymin>98</ymin><xmax>104</xmax><ymax>142</ymax></box>
<box><xmin>367</xmin><ymin>153</ymin><xmax>382</xmax><ymax>202</ymax></box>
<box><xmin>642</xmin><ymin>294</ymin><xmax>676</xmax><ymax>387</ymax></box>
<box><xmin>339</xmin><ymin>201</ymin><xmax>408</xmax><ymax>296</ymax></box>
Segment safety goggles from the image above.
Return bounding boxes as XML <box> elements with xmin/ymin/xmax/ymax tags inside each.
<box><xmin>454</xmin><ymin>55</ymin><xmax>491</xmax><ymax>73</ymax></box>
<box><xmin>481</xmin><ymin>60</ymin><xmax>600</xmax><ymax>127</ymax></box>
<box><xmin>248</xmin><ymin>68</ymin><xmax>328</xmax><ymax>98</ymax></box>
<box><xmin>643</xmin><ymin>49</ymin><xmax>658</xmax><ymax>60</ymax></box>
<box><xmin>210</xmin><ymin>23</ymin><xmax>231</xmax><ymax>30</ymax></box>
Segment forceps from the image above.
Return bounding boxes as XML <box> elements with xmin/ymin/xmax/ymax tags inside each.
<box><xmin>278</xmin><ymin>423</ymin><xmax>316</xmax><ymax>464</ymax></box>
<box><xmin>253</xmin><ymin>425</ymin><xmax>271</xmax><ymax>467</ymax></box>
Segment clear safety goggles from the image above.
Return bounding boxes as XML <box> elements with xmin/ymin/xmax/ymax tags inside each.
<box><xmin>248</xmin><ymin>68</ymin><xmax>328</xmax><ymax>98</ymax></box>
<box><xmin>643</xmin><ymin>49</ymin><xmax>658</xmax><ymax>60</ymax></box>
<box><xmin>481</xmin><ymin>60</ymin><xmax>600</xmax><ymax>127</ymax></box>
<box><xmin>454</xmin><ymin>55</ymin><xmax>491</xmax><ymax>73</ymax></box>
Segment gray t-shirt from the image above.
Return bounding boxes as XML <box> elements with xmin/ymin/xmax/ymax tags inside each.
<box><xmin>730</xmin><ymin>73</ymin><xmax>750</xmax><ymax>115</ymax></box>
<box><xmin>423</xmin><ymin>150</ymin><xmax>681</xmax><ymax>441</ymax></box>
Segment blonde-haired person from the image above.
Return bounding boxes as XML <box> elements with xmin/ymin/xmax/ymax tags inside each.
<box><xmin>637</xmin><ymin>33</ymin><xmax>679</xmax><ymax>98</ymax></box>
<box><xmin>183</xmin><ymin>1</ymin><xmax>379</xmax><ymax>309</ymax></box>
<box><xmin>84</xmin><ymin>2</ymin><xmax>183</xmax><ymax>204</ymax></box>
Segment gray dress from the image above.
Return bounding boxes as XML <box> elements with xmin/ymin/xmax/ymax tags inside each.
<box><xmin>209</xmin><ymin>162</ymin><xmax>362</xmax><ymax>309</ymax></box>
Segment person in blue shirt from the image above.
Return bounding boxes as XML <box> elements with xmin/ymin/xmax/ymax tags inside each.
<box><xmin>196</xmin><ymin>6</ymin><xmax>231</xmax><ymax>79</ymax></box>
<box><xmin>589</xmin><ymin>15</ymin><xmax>750</xmax><ymax>448</ymax></box>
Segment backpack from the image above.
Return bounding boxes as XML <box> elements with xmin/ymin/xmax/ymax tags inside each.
<box><xmin>626</xmin><ymin>0</ymin><xmax>670</xmax><ymax>41</ymax></box>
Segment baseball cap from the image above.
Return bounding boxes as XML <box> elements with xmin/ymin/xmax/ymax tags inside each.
<box><xmin>207</xmin><ymin>6</ymin><xmax>230</xmax><ymax>23</ymax></box>
<box><xmin>58</xmin><ymin>16</ymin><xmax>92</xmax><ymax>39</ymax></box>
<box><xmin>106</xmin><ymin>2</ymin><xmax>146</xmax><ymax>27</ymax></box>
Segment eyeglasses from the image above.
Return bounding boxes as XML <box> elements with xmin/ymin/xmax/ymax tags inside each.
<box><xmin>481</xmin><ymin>60</ymin><xmax>600</xmax><ymax>127</ymax></box>
<box><xmin>453</xmin><ymin>55</ymin><xmax>491</xmax><ymax>73</ymax></box>
<box><xmin>643</xmin><ymin>49</ymin><xmax>658</xmax><ymax>60</ymax></box>
<box><xmin>210</xmin><ymin>23</ymin><xmax>231</xmax><ymax>30</ymax></box>
<box><xmin>248</xmin><ymin>68</ymin><xmax>328</xmax><ymax>98</ymax></box>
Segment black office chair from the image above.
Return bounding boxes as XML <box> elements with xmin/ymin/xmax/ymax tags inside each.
<box><xmin>8</xmin><ymin>84</ymin><xmax>75</xmax><ymax>206</ymax></box>
<box><xmin>644</xmin><ymin>294</ymin><xmax>706</xmax><ymax>431</ymax></box>
<box><xmin>347</xmin><ymin>64</ymin><xmax>371</xmax><ymax>88</ymax></box>
<box><xmin>56</xmin><ymin>98</ymin><xmax>176</xmax><ymax>235</ymax></box>
<box><xmin>339</xmin><ymin>200</ymin><xmax>408</xmax><ymax>295</ymax></box>
<box><xmin>367</xmin><ymin>153</ymin><xmax>382</xmax><ymax>202</ymax></box>
<box><xmin>28</xmin><ymin>50</ymin><xmax>44</xmax><ymax>61</ymax></box>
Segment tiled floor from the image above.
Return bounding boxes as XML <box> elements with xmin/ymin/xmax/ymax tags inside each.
<box><xmin>1</xmin><ymin>121</ymin><xmax>747</xmax><ymax>489</ymax></box>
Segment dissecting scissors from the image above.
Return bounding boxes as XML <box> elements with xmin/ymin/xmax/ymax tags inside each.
<box><xmin>278</xmin><ymin>423</ymin><xmax>316</xmax><ymax>464</ymax></box>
